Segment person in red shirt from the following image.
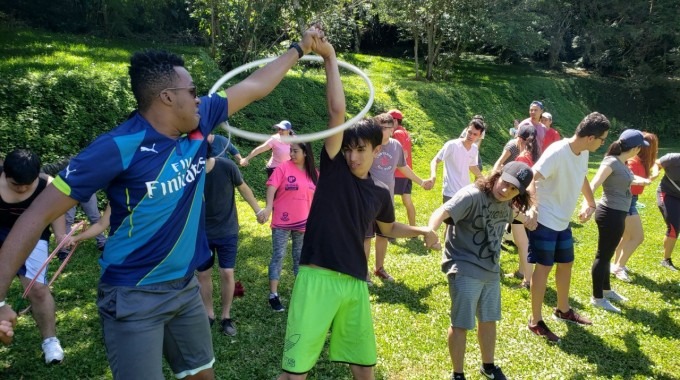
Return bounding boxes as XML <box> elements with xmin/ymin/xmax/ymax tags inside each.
<box><xmin>389</xmin><ymin>109</ymin><xmax>417</xmax><ymax>227</ymax></box>
<box><xmin>540</xmin><ymin>112</ymin><xmax>561</xmax><ymax>152</ymax></box>
<box><xmin>612</xmin><ymin>132</ymin><xmax>658</xmax><ymax>281</ymax></box>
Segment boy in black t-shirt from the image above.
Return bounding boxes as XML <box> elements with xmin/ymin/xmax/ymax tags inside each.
<box><xmin>278</xmin><ymin>39</ymin><xmax>440</xmax><ymax>380</ymax></box>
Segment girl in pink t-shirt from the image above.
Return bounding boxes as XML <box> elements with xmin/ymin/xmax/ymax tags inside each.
<box><xmin>261</xmin><ymin>142</ymin><xmax>318</xmax><ymax>311</ymax></box>
<box><xmin>241</xmin><ymin>120</ymin><xmax>293</xmax><ymax>177</ymax></box>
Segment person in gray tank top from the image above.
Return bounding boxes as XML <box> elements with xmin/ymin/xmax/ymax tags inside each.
<box><xmin>589</xmin><ymin>129</ymin><xmax>651</xmax><ymax>313</ymax></box>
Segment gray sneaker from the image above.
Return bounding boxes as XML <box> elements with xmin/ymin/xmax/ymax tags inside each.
<box><xmin>220</xmin><ymin>318</ymin><xmax>237</xmax><ymax>336</ymax></box>
<box><xmin>591</xmin><ymin>297</ymin><xmax>621</xmax><ymax>313</ymax></box>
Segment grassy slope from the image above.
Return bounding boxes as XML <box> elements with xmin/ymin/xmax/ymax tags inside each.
<box><xmin>1</xmin><ymin>29</ymin><xmax>679</xmax><ymax>379</ymax></box>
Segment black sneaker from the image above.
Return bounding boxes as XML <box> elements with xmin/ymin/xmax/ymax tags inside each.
<box><xmin>208</xmin><ymin>317</ymin><xmax>215</xmax><ymax>327</ymax></box>
<box><xmin>220</xmin><ymin>318</ymin><xmax>237</xmax><ymax>336</ymax></box>
<box><xmin>480</xmin><ymin>365</ymin><xmax>507</xmax><ymax>380</ymax></box>
<box><xmin>269</xmin><ymin>295</ymin><xmax>285</xmax><ymax>312</ymax></box>
<box><xmin>57</xmin><ymin>250</ymin><xmax>69</xmax><ymax>262</ymax></box>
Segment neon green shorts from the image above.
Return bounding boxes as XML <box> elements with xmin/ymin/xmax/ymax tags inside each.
<box><xmin>281</xmin><ymin>266</ymin><xmax>376</xmax><ymax>374</ymax></box>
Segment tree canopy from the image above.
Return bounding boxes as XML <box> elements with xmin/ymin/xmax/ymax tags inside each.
<box><xmin>1</xmin><ymin>0</ymin><xmax>678</xmax><ymax>80</ymax></box>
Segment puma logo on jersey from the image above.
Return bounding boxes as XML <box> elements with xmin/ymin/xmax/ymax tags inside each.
<box><xmin>140</xmin><ymin>143</ymin><xmax>158</xmax><ymax>153</ymax></box>
<box><xmin>64</xmin><ymin>165</ymin><xmax>77</xmax><ymax>179</ymax></box>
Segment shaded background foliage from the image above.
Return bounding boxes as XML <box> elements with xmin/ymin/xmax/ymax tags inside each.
<box><xmin>1</xmin><ymin>0</ymin><xmax>679</xmax><ymax>166</ymax></box>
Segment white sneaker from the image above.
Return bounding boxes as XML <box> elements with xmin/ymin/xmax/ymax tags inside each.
<box><xmin>604</xmin><ymin>289</ymin><xmax>628</xmax><ymax>302</ymax></box>
<box><xmin>613</xmin><ymin>268</ymin><xmax>632</xmax><ymax>282</ymax></box>
<box><xmin>42</xmin><ymin>337</ymin><xmax>64</xmax><ymax>364</ymax></box>
<box><xmin>610</xmin><ymin>263</ymin><xmax>618</xmax><ymax>274</ymax></box>
<box><xmin>591</xmin><ymin>297</ymin><xmax>621</xmax><ymax>313</ymax></box>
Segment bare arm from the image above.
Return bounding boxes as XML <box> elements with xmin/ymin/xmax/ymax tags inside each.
<box><xmin>469</xmin><ymin>165</ymin><xmax>483</xmax><ymax>180</ymax></box>
<box><xmin>376</xmin><ymin>220</ymin><xmax>439</xmax><ymax>249</ymax></box>
<box><xmin>523</xmin><ymin>170</ymin><xmax>544</xmax><ymax>230</ymax></box>
<box><xmin>225</xmin><ymin>27</ymin><xmax>323</xmax><ymax>116</ymax></box>
<box><xmin>429</xmin><ymin>156</ymin><xmax>441</xmax><ymax>182</ymax></box>
<box><xmin>428</xmin><ymin>204</ymin><xmax>449</xmax><ymax>232</ymax></box>
<box><xmin>260</xmin><ymin>185</ymin><xmax>277</xmax><ymax>223</ymax></box>
<box><xmin>236</xmin><ymin>182</ymin><xmax>262</xmax><ymax>215</ymax></box>
<box><xmin>396</xmin><ymin>165</ymin><xmax>424</xmax><ymax>187</ymax></box>
<box><xmin>492</xmin><ymin>149</ymin><xmax>511</xmax><ymax>172</ymax></box>
<box><xmin>579</xmin><ymin>176</ymin><xmax>597</xmax><ymax>222</ymax></box>
<box><xmin>72</xmin><ymin>205</ymin><xmax>111</xmax><ymax>244</ymax></box>
<box><xmin>589</xmin><ymin>164</ymin><xmax>612</xmax><ymax>195</ymax></box>
<box><xmin>0</xmin><ymin>186</ymin><xmax>78</xmax><ymax>341</ymax></box>
<box><xmin>318</xmin><ymin>41</ymin><xmax>346</xmax><ymax>159</ymax></box>
<box><xmin>46</xmin><ymin>176</ymin><xmax>67</xmax><ymax>244</ymax></box>
<box><xmin>243</xmin><ymin>142</ymin><xmax>272</xmax><ymax>163</ymax></box>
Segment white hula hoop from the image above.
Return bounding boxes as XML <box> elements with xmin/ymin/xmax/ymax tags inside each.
<box><xmin>209</xmin><ymin>55</ymin><xmax>374</xmax><ymax>143</ymax></box>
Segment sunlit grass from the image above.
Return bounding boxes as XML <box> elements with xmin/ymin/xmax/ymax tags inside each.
<box><xmin>1</xmin><ymin>26</ymin><xmax>679</xmax><ymax>379</ymax></box>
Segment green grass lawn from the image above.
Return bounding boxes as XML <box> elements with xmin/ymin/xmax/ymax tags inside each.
<box><xmin>2</xmin><ymin>158</ymin><xmax>679</xmax><ymax>379</ymax></box>
<box><xmin>1</xmin><ymin>27</ymin><xmax>679</xmax><ymax>379</ymax></box>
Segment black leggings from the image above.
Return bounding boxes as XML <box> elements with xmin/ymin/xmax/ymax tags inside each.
<box><xmin>592</xmin><ymin>205</ymin><xmax>627</xmax><ymax>298</ymax></box>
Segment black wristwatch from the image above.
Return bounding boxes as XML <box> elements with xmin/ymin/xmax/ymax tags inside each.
<box><xmin>289</xmin><ymin>42</ymin><xmax>304</xmax><ymax>59</ymax></box>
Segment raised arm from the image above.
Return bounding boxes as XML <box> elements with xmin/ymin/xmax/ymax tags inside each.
<box><xmin>225</xmin><ymin>26</ymin><xmax>324</xmax><ymax>116</ymax></box>
<box><xmin>318</xmin><ymin>39</ymin><xmax>345</xmax><ymax>159</ymax></box>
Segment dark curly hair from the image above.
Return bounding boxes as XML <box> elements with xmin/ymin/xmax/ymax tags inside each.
<box><xmin>128</xmin><ymin>50</ymin><xmax>185</xmax><ymax>112</ymax></box>
<box><xmin>475</xmin><ymin>170</ymin><xmax>531</xmax><ymax>212</ymax></box>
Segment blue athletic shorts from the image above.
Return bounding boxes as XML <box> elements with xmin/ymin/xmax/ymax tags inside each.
<box><xmin>527</xmin><ymin>223</ymin><xmax>574</xmax><ymax>266</ymax></box>
<box><xmin>196</xmin><ymin>234</ymin><xmax>238</xmax><ymax>271</ymax></box>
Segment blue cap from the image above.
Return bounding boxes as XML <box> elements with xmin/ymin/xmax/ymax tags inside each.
<box><xmin>273</xmin><ymin>120</ymin><xmax>292</xmax><ymax>130</ymax></box>
<box><xmin>619</xmin><ymin>129</ymin><xmax>649</xmax><ymax>151</ymax></box>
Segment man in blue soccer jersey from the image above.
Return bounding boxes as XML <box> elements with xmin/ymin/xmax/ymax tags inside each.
<box><xmin>0</xmin><ymin>27</ymin><xmax>326</xmax><ymax>379</ymax></box>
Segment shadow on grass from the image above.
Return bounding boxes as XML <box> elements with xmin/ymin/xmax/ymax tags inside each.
<box><xmin>561</xmin><ymin>325</ymin><xmax>674</xmax><ymax>379</ymax></box>
<box><xmin>389</xmin><ymin>237</ymin><xmax>431</xmax><ymax>256</ymax></box>
<box><xmin>369</xmin><ymin>281</ymin><xmax>434</xmax><ymax>314</ymax></box>
<box><xmin>631</xmin><ymin>273</ymin><xmax>680</xmax><ymax>305</ymax></box>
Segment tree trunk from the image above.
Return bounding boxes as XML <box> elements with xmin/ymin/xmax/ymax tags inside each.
<box><xmin>414</xmin><ymin>36</ymin><xmax>420</xmax><ymax>79</ymax></box>
<box><xmin>210</xmin><ymin>0</ymin><xmax>217</xmax><ymax>57</ymax></box>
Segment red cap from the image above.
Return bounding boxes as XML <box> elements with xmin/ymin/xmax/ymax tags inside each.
<box><xmin>388</xmin><ymin>109</ymin><xmax>403</xmax><ymax>120</ymax></box>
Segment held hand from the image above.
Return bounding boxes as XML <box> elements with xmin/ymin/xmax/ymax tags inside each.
<box><xmin>524</xmin><ymin>208</ymin><xmax>538</xmax><ymax>231</ymax></box>
<box><xmin>63</xmin><ymin>236</ymin><xmax>76</xmax><ymax>248</ymax></box>
<box><xmin>240</xmin><ymin>158</ymin><xmax>249</xmax><ymax>167</ymax></box>
<box><xmin>312</xmin><ymin>33</ymin><xmax>335</xmax><ymax>60</ymax></box>
<box><xmin>299</xmin><ymin>24</ymin><xmax>325</xmax><ymax>55</ymax></box>
<box><xmin>421</xmin><ymin>179</ymin><xmax>434</xmax><ymax>191</ymax></box>
<box><xmin>0</xmin><ymin>306</ymin><xmax>17</xmax><ymax>345</ymax></box>
<box><xmin>522</xmin><ymin>214</ymin><xmax>538</xmax><ymax>231</ymax></box>
<box><xmin>578</xmin><ymin>204</ymin><xmax>596</xmax><ymax>223</ymax></box>
<box><xmin>256</xmin><ymin>207</ymin><xmax>271</xmax><ymax>224</ymax></box>
<box><xmin>424</xmin><ymin>230</ymin><xmax>441</xmax><ymax>250</ymax></box>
